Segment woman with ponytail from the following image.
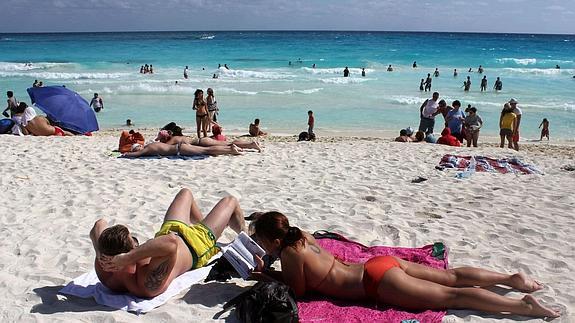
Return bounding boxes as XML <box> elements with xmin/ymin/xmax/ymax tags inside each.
<box><xmin>252</xmin><ymin>212</ymin><xmax>559</xmax><ymax>318</ymax></box>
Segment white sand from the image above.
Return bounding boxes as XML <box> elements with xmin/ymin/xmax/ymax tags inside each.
<box><xmin>0</xmin><ymin>133</ymin><xmax>573</xmax><ymax>322</ymax></box>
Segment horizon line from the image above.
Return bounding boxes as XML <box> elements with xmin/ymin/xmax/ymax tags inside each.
<box><xmin>1</xmin><ymin>29</ymin><xmax>574</xmax><ymax>36</ymax></box>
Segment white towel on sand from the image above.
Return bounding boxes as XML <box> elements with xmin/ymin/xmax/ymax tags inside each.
<box><xmin>59</xmin><ymin>264</ymin><xmax>215</xmax><ymax>314</ymax></box>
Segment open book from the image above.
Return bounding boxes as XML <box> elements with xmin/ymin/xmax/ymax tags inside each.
<box><xmin>223</xmin><ymin>232</ymin><xmax>266</xmax><ymax>279</ymax></box>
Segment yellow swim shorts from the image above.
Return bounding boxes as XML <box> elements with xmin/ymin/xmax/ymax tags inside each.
<box><xmin>155</xmin><ymin>220</ymin><xmax>220</xmax><ymax>269</ymax></box>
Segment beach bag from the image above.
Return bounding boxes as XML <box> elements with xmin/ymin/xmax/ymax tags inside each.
<box><xmin>0</xmin><ymin>119</ymin><xmax>14</xmax><ymax>134</ymax></box>
<box><xmin>118</xmin><ymin>130</ymin><xmax>145</xmax><ymax>153</ymax></box>
<box><xmin>223</xmin><ymin>282</ymin><xmax>299</xmax><ymax>323</ymax></box>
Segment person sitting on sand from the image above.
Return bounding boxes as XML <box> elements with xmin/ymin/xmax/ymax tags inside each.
<box><xmin>11</xmin><ymin>102</ymin><xmax>73</xmax><ymax>136</ymax></box>
<box><xmin>249</xmin><ymin>118</ymin><xmax>267</xmax><ymax>137</ymax></box>
<box><xmin>92</xmin><ymin>188</ymin><xmax>247</xmax><ymax>298</ymax></box>
<box><xmin>210</xmin><ymin>123</ymin><xmax>226</xmax><ymax>141</ymax></box>
<box><xmin>250</xmin><ymin>212</ymin><xmax>560</xmax><ymax>319</ymax></box>
<box><xmin>122</xmin><ymin>141</ymin><xmax>243</xmax><ymax>158</ymax></box>
<box><xmin>436</xmin><ymin>127</ymin><xmax>461</xmax><ymax>147</ymax></box>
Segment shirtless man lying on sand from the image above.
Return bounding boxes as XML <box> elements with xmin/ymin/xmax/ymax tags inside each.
<box><xmin>90</xmin><ymin>188</ymin><xmax>246</xmax><ymax>298</ymax></box>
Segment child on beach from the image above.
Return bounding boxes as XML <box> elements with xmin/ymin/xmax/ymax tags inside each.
<box><xmin>463</xmin><ymin>107</ymin><xmax>483</xmax><ymax>147</ymax></box>
<box><xmin>307</xmin><ymin>110</ymin><xmax>314</xmax><ymax>136</ymax></box>
<box><xmin>539</xmin><ymin>118</ymin><xmax>549</xmax><ymax>141</ymax></box>
<box><xmin>499</xmin><ymin>103</ymin><xmax>517</xmax><ymax>149</ymax></box>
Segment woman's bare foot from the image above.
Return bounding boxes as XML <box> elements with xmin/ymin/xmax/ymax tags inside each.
<box><xmin>231</xmin><ymin>144</ymin><xmax>243</xmax><ymax>155</ymax></box>
<box><xmin>250</xmin><ymin>141</ymin><xmax>262</xmax><ymax>152</ymax></box>
<box><xmin>522</xmin><ymin>295</ymin><xmax>560</xmax><ymax>318</ymax></box>
<box><xmin>510</xmin><ymin>272</ymin><xmax>543</xmax><ymax>293</ymax></box>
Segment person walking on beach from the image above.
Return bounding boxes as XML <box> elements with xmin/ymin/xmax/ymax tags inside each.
<box><xmin>494</xmin><ymin>77</ymin><xmax>502</xmax><ymax>91</ymax></box>
<box><xmin>464</xmin><ymin>107</ymin><xmax>483</xmax><ymax>147</ymax></box>
<box><xmin>193</xmin><ymin>89</ymin><xmax>209</xmax><ymax>138</ymax></box>
<box><xmin>89</xmin><ymin>93</ymin><xmax>104</xmax><ymax>113</ymax></box>
<box><xmin>307</xmin><ymin>110</ymin><xmax>315</xmax><ymax>137</ymax></box>
<box><xmin>92</xmin><ymin>188</ymin><xmax>247</xmax><ymax>298</ymax></box>
<box><xmin>509</xmin><ymin>98</ymin><xmax>522</xmax><ymax>151</ymax></box>
<box><xmin>480</xmin><ymin>76</ymin><xmax>488</xmax><ymax>92</ymax></box>
<box><xmin>206</xmin><ymin>88</ymin><xmax>219</xmax><ymax>127</ymax></box>
<box><xmin>446</xmin><ymin>100</ymin><xmax>465</xmax><ymax>143</ymax></box>
<box><xmin>424</xmin><ymin>74</ymin><xmax>432</xmax><ymax>92</ymax></box>
<box><xmin>418</xmin><ymin>92</ymin><xmax>441</xmax><ymax>135</ymax></box>
<box><xmin>499</xmin><ymin>103</ymin><xmax>517</xmax><ymax>149</ymax></box>
<box><xmin>183</xmin><ymin>66</ymin><xmax>189</xmax><ymax>79</ymax></box>
<box><xmin>343</xmin><ymin>67</ymin><xmax>350</xmax><ymax>77</ymax></box>
<box><xmin>2</xmin><ymin>91</ymin><xmax>18</xmax><ymax>118</ymax></box>
<box><xmin>539</xmin><ymin>118</ymin><xmax>550</xmax><ymax>141</ymax></box>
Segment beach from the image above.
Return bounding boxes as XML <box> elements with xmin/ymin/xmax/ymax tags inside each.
<box><xmin>0</xmin><ymin>133</ymin><xmax>573</xmax><ymax>322</ymax></box>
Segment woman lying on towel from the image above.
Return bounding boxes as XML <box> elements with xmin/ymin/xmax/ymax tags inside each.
<box><xmin>12</xmin><ymin>102</ymin><xmax>73</xmax><ymax>136</ymax></box>
<box><xmin>251</xmin><ymin>212</ymin><xmax>560</xmax><ymax>319</ymax></box>
<box><xmin>156</xmin><ymin>130</ymin><xmax>262</xmax><ymax>152</ymax></box>
<box><xmin>122</xmin><ymin>142</ymin><xmax>242</xmax><ymax>158</ymax></box>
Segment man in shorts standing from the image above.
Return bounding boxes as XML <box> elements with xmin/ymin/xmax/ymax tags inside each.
<box><xmin>418</xmin><ymin>92</ymin><xmax>441</xmax><ymax>135</ymax></box>
<box><xmin>509</xmin><ymin>98</ymin><xmax>522</xmax><ymax>151</ymax></box>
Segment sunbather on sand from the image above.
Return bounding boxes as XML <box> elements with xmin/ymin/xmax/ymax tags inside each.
<box><xmin>165</xmin><ymin>135</ymin><xmax>262</xmax><ymax>152</ymax></box>
<box><xmin>251</xmin><ymin>212</ymin><xmax>560</xmax><ymax>319</ymax></box>
<box><xmin>11</xmin><ymin>102</ymin><xmax>73</xmax><ymax>136</ymax></box>
<box><xmin>91</xmin><ymin>188</ymin><xmax>247</xmax><ymax>298</ymax></box>
<box><xmin>122</xmin><ymin>142</ymin><xmax>242</xmax><ymax>157</ymax></box>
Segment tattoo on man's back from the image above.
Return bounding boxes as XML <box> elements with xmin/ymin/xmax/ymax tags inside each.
<box><xmin>145</xmin><ymin>260</ymin><xmax>170</xmax><ymax>291</ymax></box>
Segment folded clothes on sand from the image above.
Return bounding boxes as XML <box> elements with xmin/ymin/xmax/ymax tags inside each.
<box><xmin>59</xmin><ymin>261</ymin><xmax>216</xmax><ymax>314</ymax></box>
<box><xmin>297</xmin><ymin>232</ymin><xmax>448</xmax><ymax>323</ymax></box>
<box><xmin>439</xmin><ymin>154</ymin><xmax>542</xmax><ymax>175</ymax></box>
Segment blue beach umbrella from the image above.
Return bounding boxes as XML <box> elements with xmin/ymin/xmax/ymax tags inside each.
<box><xmin>27</xmin><ymin>86</ymin><xmax>99</xmax><ymax>134</ymax></box>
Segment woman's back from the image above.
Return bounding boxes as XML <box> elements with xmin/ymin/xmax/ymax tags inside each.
<box><xmin>282</xmin><ymin>232</ymin><xmax>365</xmax><ymax>300</ymax></box>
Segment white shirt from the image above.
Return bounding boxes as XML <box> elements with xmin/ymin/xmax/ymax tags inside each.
<box><xmin>422</xmin><ymin>99</ymin><xmax>439</xmax><ymax>119</ymax></box>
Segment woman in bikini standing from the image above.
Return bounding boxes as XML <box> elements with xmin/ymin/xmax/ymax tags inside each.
<box><xmin>251</xmin><ymin>212</ymin><xmax>560</xmax><ymax>319</ymax></box>
<box><xmin>193</xmin><ymin>89</ymin><xmax>209</xmax><ymax>138</ymax></box>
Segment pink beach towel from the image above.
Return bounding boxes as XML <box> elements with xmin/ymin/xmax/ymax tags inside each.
<box><xmin>298</xmin><ymin>232</ymin><xmax>449</xmax><ymax>323</ymax></box>
<box><xmin>439</xmin><ymin>154</ymin><xmax>542</xmax><ymax>175</ymax></box>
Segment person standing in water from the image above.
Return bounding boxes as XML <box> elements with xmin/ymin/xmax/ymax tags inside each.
<box><xmin>480</xmin><ymin>76</ymin><xmax>488</xmax><ymax>92</ymax></box>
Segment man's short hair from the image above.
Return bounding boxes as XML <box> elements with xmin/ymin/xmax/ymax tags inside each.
<box><xmin>438</xmin><ymin>100</ymin><xmax>446</xmax><ymax>106</ymax></box>
<box><xmin>452</xmin><ymin>100</ymin><xmax>461</xmax><ymax>107</ymax></box>
<box><xmin>98</xmin><ymin>225</ymin><xmax>134</xmax><ymax>256</ymax></box>
<box><xmin>254</xmin><ymin>118</ymin><xmax>260</xmax><ymax>124</ymax></box>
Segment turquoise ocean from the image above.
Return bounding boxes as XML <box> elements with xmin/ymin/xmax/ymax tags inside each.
<box><xmin>0</xmin><ymin>31</ymin><xmax>574</xmax><ymax>138</ymax></box>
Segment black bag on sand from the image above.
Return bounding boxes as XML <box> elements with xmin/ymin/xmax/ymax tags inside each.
<box><xmin>223</xmin><ymin>282</ymin><xmax>299</xmax><ymax>323</ymax></box>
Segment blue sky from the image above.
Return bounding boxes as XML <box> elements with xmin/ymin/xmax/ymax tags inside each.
<box><xmin>2</xmin><ymin>0</ymin><xmax>574</xmax><ymax>34</ymax></box>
